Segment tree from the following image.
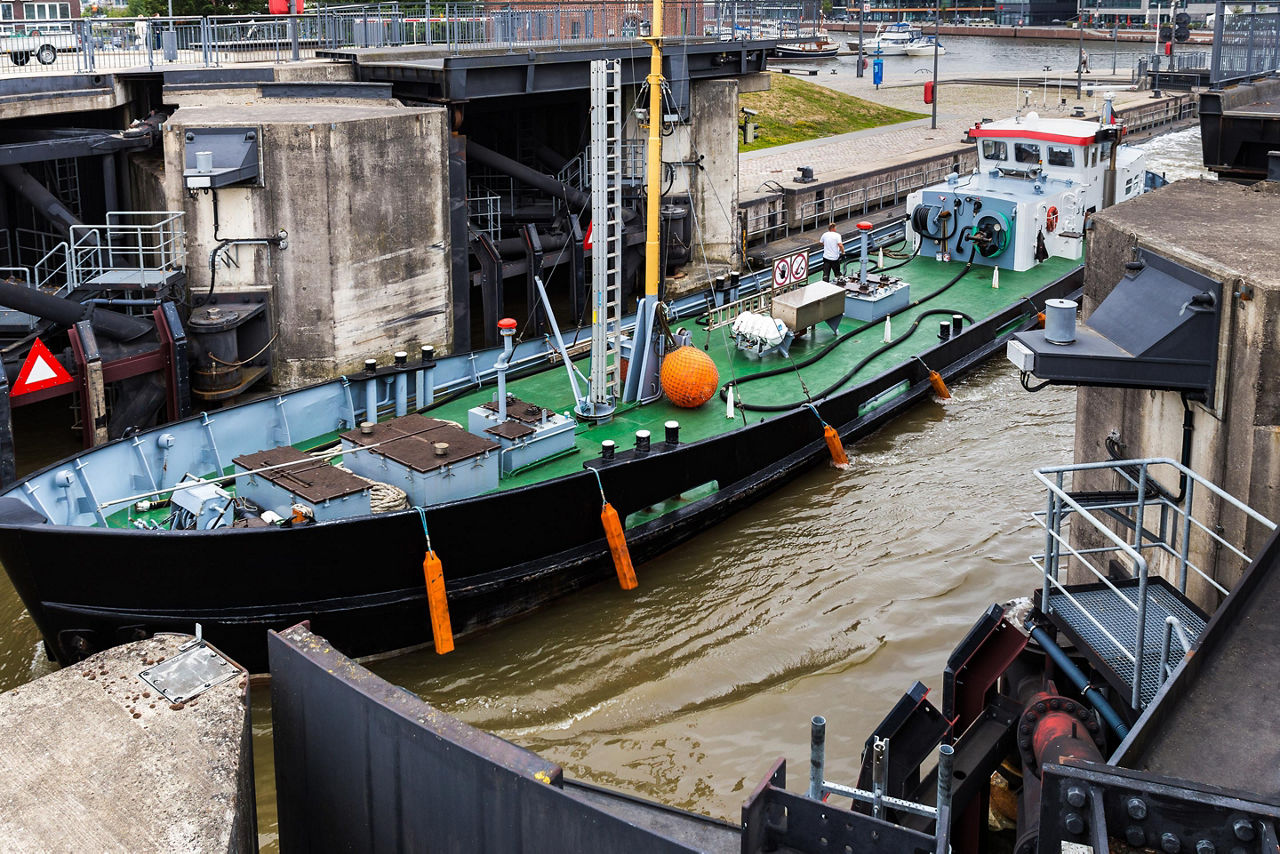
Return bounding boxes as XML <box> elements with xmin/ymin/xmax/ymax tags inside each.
<box><xmin>128</xmin><ymin>0</ymin><xmax>266</xmax><ymax>16</ymax></box>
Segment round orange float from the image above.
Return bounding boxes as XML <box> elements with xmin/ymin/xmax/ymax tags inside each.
<box><xmin>660</xmin><ymin>346</ymin><xmax>719</xmax><ymax>408</ymax></box>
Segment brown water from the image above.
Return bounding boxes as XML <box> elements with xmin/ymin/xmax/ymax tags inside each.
<box><xmin>251</xmin><ymin>362</ymin><xmax>1076</xmax><ymax>849</ymax></box>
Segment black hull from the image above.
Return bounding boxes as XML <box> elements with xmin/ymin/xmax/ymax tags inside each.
<box><xmin>0</xmin><ymin>274</ymin><xmax>1079</xmax><ymax>673</ymax></box>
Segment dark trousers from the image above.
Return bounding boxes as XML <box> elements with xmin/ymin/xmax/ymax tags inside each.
<box><xmin>822</xmin><ymin>257</ymin><xmax>841</xmax><ymax>281</ymax></box>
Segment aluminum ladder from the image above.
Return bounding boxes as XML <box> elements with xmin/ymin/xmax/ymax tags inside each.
<box><xmin>583</xmin><ymin>58</ymin><xmax>624</xmax><ymax>419</ymax></box>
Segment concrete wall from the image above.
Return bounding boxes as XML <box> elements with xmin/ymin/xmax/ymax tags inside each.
<box><xmin>688</xmin><ymin>78</ymin><xmax>739</xmax><ymax>268</ymax></box>
<box><xmin>1071</xmin><ymin>179</ymin><xmax>1280</xmax><ymax>606</ymax></box>
<box><xmin>163</xmin><ymin>102</ymin><xmax>452</xmax><ymax>386</ymax></box>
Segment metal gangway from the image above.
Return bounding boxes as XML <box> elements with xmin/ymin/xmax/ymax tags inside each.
<box><xmin>1031</xmin><ymin>458</ymin><xmax>1275</xmax><ymax>711</ymax></box>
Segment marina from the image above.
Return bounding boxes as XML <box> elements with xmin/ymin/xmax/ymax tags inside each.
<box><xmin>1</xmin><ymin>5</ymin><xmax>1279</xmax><ymax>851</ymax></box>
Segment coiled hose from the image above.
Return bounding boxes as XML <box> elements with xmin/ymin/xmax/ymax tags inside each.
<box><xmin>721</xmin><ymin>248</ymin><xmax>978</xmax><ymax>412</ymax></box>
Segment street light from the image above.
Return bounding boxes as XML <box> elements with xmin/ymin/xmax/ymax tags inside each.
<box><xmin>931</xmin><ymin>0</ymin><xmax>940</xmax><ymax>129</ymax></box>
<box><xmin>1075</xmin><ymin>2</ymin><xmax>1084</xmax><ymax>99</ymax></box>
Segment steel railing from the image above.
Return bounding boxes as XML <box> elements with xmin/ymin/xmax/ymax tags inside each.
<box><xmin>69</xmin><ymin>211</ymin><xmax>185</xmax><ymax>286</ymax></box>
<box><xmin>1209</xmin><ymin>1</ymin><xmax>1280</xmax><ymax>88</ymax></box>
<box><xmin>1030</xmin><ymin>458</ymin><xmax>1275</xmax><ymax>709</ymax></box>
<box><xmin>1</xmin><ymin>0</ymin><xmax>758</xmax><ymax>78</ymax></box>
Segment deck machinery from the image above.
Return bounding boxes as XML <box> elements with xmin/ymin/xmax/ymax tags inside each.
<box><xmin>907</xmin><ymin>112</ymin><xmax>1149</xmax><ymax>272</ymax></box>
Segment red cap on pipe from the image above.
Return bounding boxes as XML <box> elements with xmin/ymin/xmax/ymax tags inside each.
<box><xmin>498</xmin><ymin>318</ymin><xmax>518</xmax><ymax>331</ymax></box>
<box><xmin>856</xmin><ymin>221</ymin><xmax>873</xmax><ymax>231</ymax></box>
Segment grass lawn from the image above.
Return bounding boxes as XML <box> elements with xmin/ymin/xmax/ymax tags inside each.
<box><xmin>740</xmin><ymin>74</ymin><xmax>926</xmax><ymax>152</ymax></box>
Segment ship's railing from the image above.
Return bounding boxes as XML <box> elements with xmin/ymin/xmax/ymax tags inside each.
<box><xmin>1030</xmin><ymin>457</ymin><xmax>1275</xmax><ymax>709</ymax></box>
<box><xmin>1209</xmin><ymin>1</ymin><xmax>1280</xmax><ymax>88</ymax></box>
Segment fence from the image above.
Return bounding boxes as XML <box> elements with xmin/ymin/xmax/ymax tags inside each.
<box><xmin>0</xmin><ymin>0</ymin><xmax>753</xmax><ymax>77</ymax></box>
<box><xmin>1209</xmin><ymin>1</ymin><xmax>1280</xmax><ymax>88</ymax></box>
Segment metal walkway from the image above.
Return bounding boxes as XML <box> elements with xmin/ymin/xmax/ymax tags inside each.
<box><xmin>1116</xmin><ymin>525</ymin><xmax>1280</xmax><ymax>796</ymax></box>
<box><xmin>1046</xmin><ymin>579</ymin><xmax>1205</xmax><ymax>709</ymax></box>
<box><xmin>1032</xmin><ymin>458</ymin><xmax>1275</xmax><ymax>712</ymax></box>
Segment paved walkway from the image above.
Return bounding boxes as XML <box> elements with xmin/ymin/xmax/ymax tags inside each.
<box><xmin>740</xmin><ymin>70</ymin><xmax>1158</xmax><ymax>196</ymax></box>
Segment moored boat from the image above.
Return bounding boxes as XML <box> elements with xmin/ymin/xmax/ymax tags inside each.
<box><xmin>773</xmin><ymin>38</ymin><xmax>840</xmax><ymax>59</ymax></box>
<box><xmin>904</xmin><ymin>37</ymin><xmax>945</xmax><ymax>56</ymax></box>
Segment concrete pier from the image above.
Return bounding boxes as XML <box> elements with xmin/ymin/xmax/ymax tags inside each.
<box><xmin>0</xmin><ymin>634</ymin><xmax>254</xmax><ymax>851</ymax></box>
<box><xmin>1073</xmin><ymin>178</ymin><xmax>1280</xmax><ymax>606</ymax></box>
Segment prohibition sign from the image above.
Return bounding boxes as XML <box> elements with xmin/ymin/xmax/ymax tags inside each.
<box><xmin>788</xmin><ymin>252</ymin><xmax>808</xmax><ymax>282</ymax></box>
<box><xmin>772</xmin><ymin>257</ymin><xmax>791</xmax><ymax>287</ymax></box>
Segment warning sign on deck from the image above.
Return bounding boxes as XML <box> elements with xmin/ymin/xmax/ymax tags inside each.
<box><xmin>12</xmin><ymin>338</ymin><xmax>73</xmax><ymax>396</ymax></box>
<box><xmin>772</xmin><ymin>251</ymin><xmax>809</xmax><ymax>288</ymax></box>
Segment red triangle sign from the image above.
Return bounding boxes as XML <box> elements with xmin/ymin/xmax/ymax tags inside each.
<box><xmin>12</xmin><ymin>338</ymin><xmax>73</xmax><ymax>396</ymax></box>
<box><xmin>583</xmin><ymin>221</ymin><xmax>593</xmax><ymax>252</ymax></box>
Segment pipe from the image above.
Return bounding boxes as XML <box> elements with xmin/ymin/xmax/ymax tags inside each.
<box><xmin>1028</xmin><ymin>624</ymin><xmax>1129</xmax><ymax>737</ymax></box>
<box><xmin>807</xmin><ymin>715</ymin><xmax>826</xmax><ymax>800</ymax></box>
<box><xmin>935</xmin><ymin>743</ymin><xmax>954</xmax><ymax>854</ymax></box>
<box><xmin>0</xmin><ymin>164</ymin><xmax>86</xmax><ymax>239</ymax></box>
<box><xmin>643</xmin><ymin>0</ymin><xmax>663</xmax><ymax>299</ymax></box>
<box><xmin>466</xmin><ymin>141</ymin><xmax>592</xmax><ymax>211</ymax></box>
<box><xmin>393</xmin><ymin>351</ymin><xmax>408</xmax><ymax>417</ymax></box>
<box><xmin>0</xmin><ymin>280</ymin><xmax>151</xmax><ymax>342</ymax></box>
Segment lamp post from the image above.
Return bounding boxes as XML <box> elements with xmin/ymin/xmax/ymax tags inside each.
<box><xmin>931</xmin><ymin>0</ymin><xmax>939</xmax><ymax>128</ymax></box>
<box><xmin>857</xmin><ymin>0</ymin><xmax>864</xmax><ymax>76</ymax></box>
<box><xmin>1075</xmin><ymin>2</ymin><xmax>1084</xmax><ymax>98</ymax></box>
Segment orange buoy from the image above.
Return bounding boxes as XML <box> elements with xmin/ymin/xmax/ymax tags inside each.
<box><xmin>601</xmin><ymin>501</ymin><xmax>638</xmax><ymax>590</ymax></box>
<box><xmin>660</xmin><ymin>345</ymin><xmax>720</xmax><ymax>408</ymax></box>
<box><xmin>422</xmin><ymin>549</ymin><xmax>454</xmax><ymax>654</ymax></box>
<box><xmin>823</xmin><ymin>424</ymin><xmax>850</xmax><ymax>468</ymax></box>
<box><xmin>928</xmin><ymin>369</ymin><xmax>952</xmax><ymax>400</ymax></box>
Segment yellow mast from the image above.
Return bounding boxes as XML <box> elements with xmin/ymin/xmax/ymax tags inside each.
<box><xmin>641</xmin><ymin>0</ymin><xmax>663</xmax><ymax>298</ymax></box>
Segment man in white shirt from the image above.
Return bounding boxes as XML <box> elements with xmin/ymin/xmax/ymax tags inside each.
<box><xmin>820</xmin><ymin>223</ymin><xmax>844</xmax><ymax>282</ymax></box>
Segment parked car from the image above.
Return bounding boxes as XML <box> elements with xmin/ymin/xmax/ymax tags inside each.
<box><xmin>1</xmin><ymin>25</ymin><xmax>79</xmax><ymax>65</ymax></box>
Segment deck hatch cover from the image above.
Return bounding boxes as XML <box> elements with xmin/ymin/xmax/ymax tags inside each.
<box><xmin>138</xmin><ymin>640</ymin><xmax>239</xmax><ymax>703</ymax></box>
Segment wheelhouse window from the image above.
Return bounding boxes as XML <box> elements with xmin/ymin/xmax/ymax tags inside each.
<box><xmin>981</xmin><ymin>140</ymin><xmax>1008</xmax><ymax>162</ymax></box>
<box><xmin>1046</xmin><ymin>145</ymin><xmax>1075</xmax><ymax>167</ymax></box>
<box><xmin>1014</xmin><ymin>142</ymin><xmax>1041</xmax><ymax>164</ymax></box>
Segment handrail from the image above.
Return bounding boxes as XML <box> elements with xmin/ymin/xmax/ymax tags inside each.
<box><xmin>1032</xmin><ymin>457</ymin><xmax>1274</xmax><ymax>709</ymax></box>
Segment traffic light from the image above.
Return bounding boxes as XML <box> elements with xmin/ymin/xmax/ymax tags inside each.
<box><xmin>1174</xmin><ymin>11</ymin><xmax>1190</xmax><ymax>41</ymax></box>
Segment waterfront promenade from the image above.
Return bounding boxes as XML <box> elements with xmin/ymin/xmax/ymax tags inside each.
<box><xmin>740</xmin><ymin>70</ymin><xmax>1165</xmax><ymax>196</ymax></box>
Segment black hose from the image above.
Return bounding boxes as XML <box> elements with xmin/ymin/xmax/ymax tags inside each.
<box><xmin>722</xmin><ymin>248</ymin><xmax>980</xmax><ymax>412</ymax></box>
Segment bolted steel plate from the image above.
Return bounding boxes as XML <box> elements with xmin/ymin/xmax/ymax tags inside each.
<box><xmin>138</xmin><ymin>642</ymin><xmax>240</xmax><ymax>703</ymax></box>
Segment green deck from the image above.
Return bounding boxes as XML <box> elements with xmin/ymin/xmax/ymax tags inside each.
<box><xmin>105</xmin><ymin>254</ymin><xmax>1073</xmax><ymax>528</ymax></box>
<box><xmin>434</xmin><ymin>254</ymin><xmax>1077</xmax><ymax>490</ymax></box>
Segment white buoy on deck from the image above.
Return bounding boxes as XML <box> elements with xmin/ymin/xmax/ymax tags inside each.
<box><xmin>726</xmin><ymin>385</ymin><xmax>735</xmax><ymax>419</ymax></box>
<box><xmin>992</xmin><ymin>267</ymin><xmax>1000</xmax><ymax>289</ymax></box>
<box><xmin>883</xmin><ymin>316</ymin><xmax>892</xmax><ymax>343</ymax></box>
<box><xmin>878</xmin><ymin>248</ymin><xmax>884</xmax><ymax>269</ymax></box>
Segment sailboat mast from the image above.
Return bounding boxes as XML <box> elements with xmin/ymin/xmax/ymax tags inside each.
<box><xmin>643</xmin><ymin>0</ymin><xmax>664</xmax><ymax>299</ymax></box>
